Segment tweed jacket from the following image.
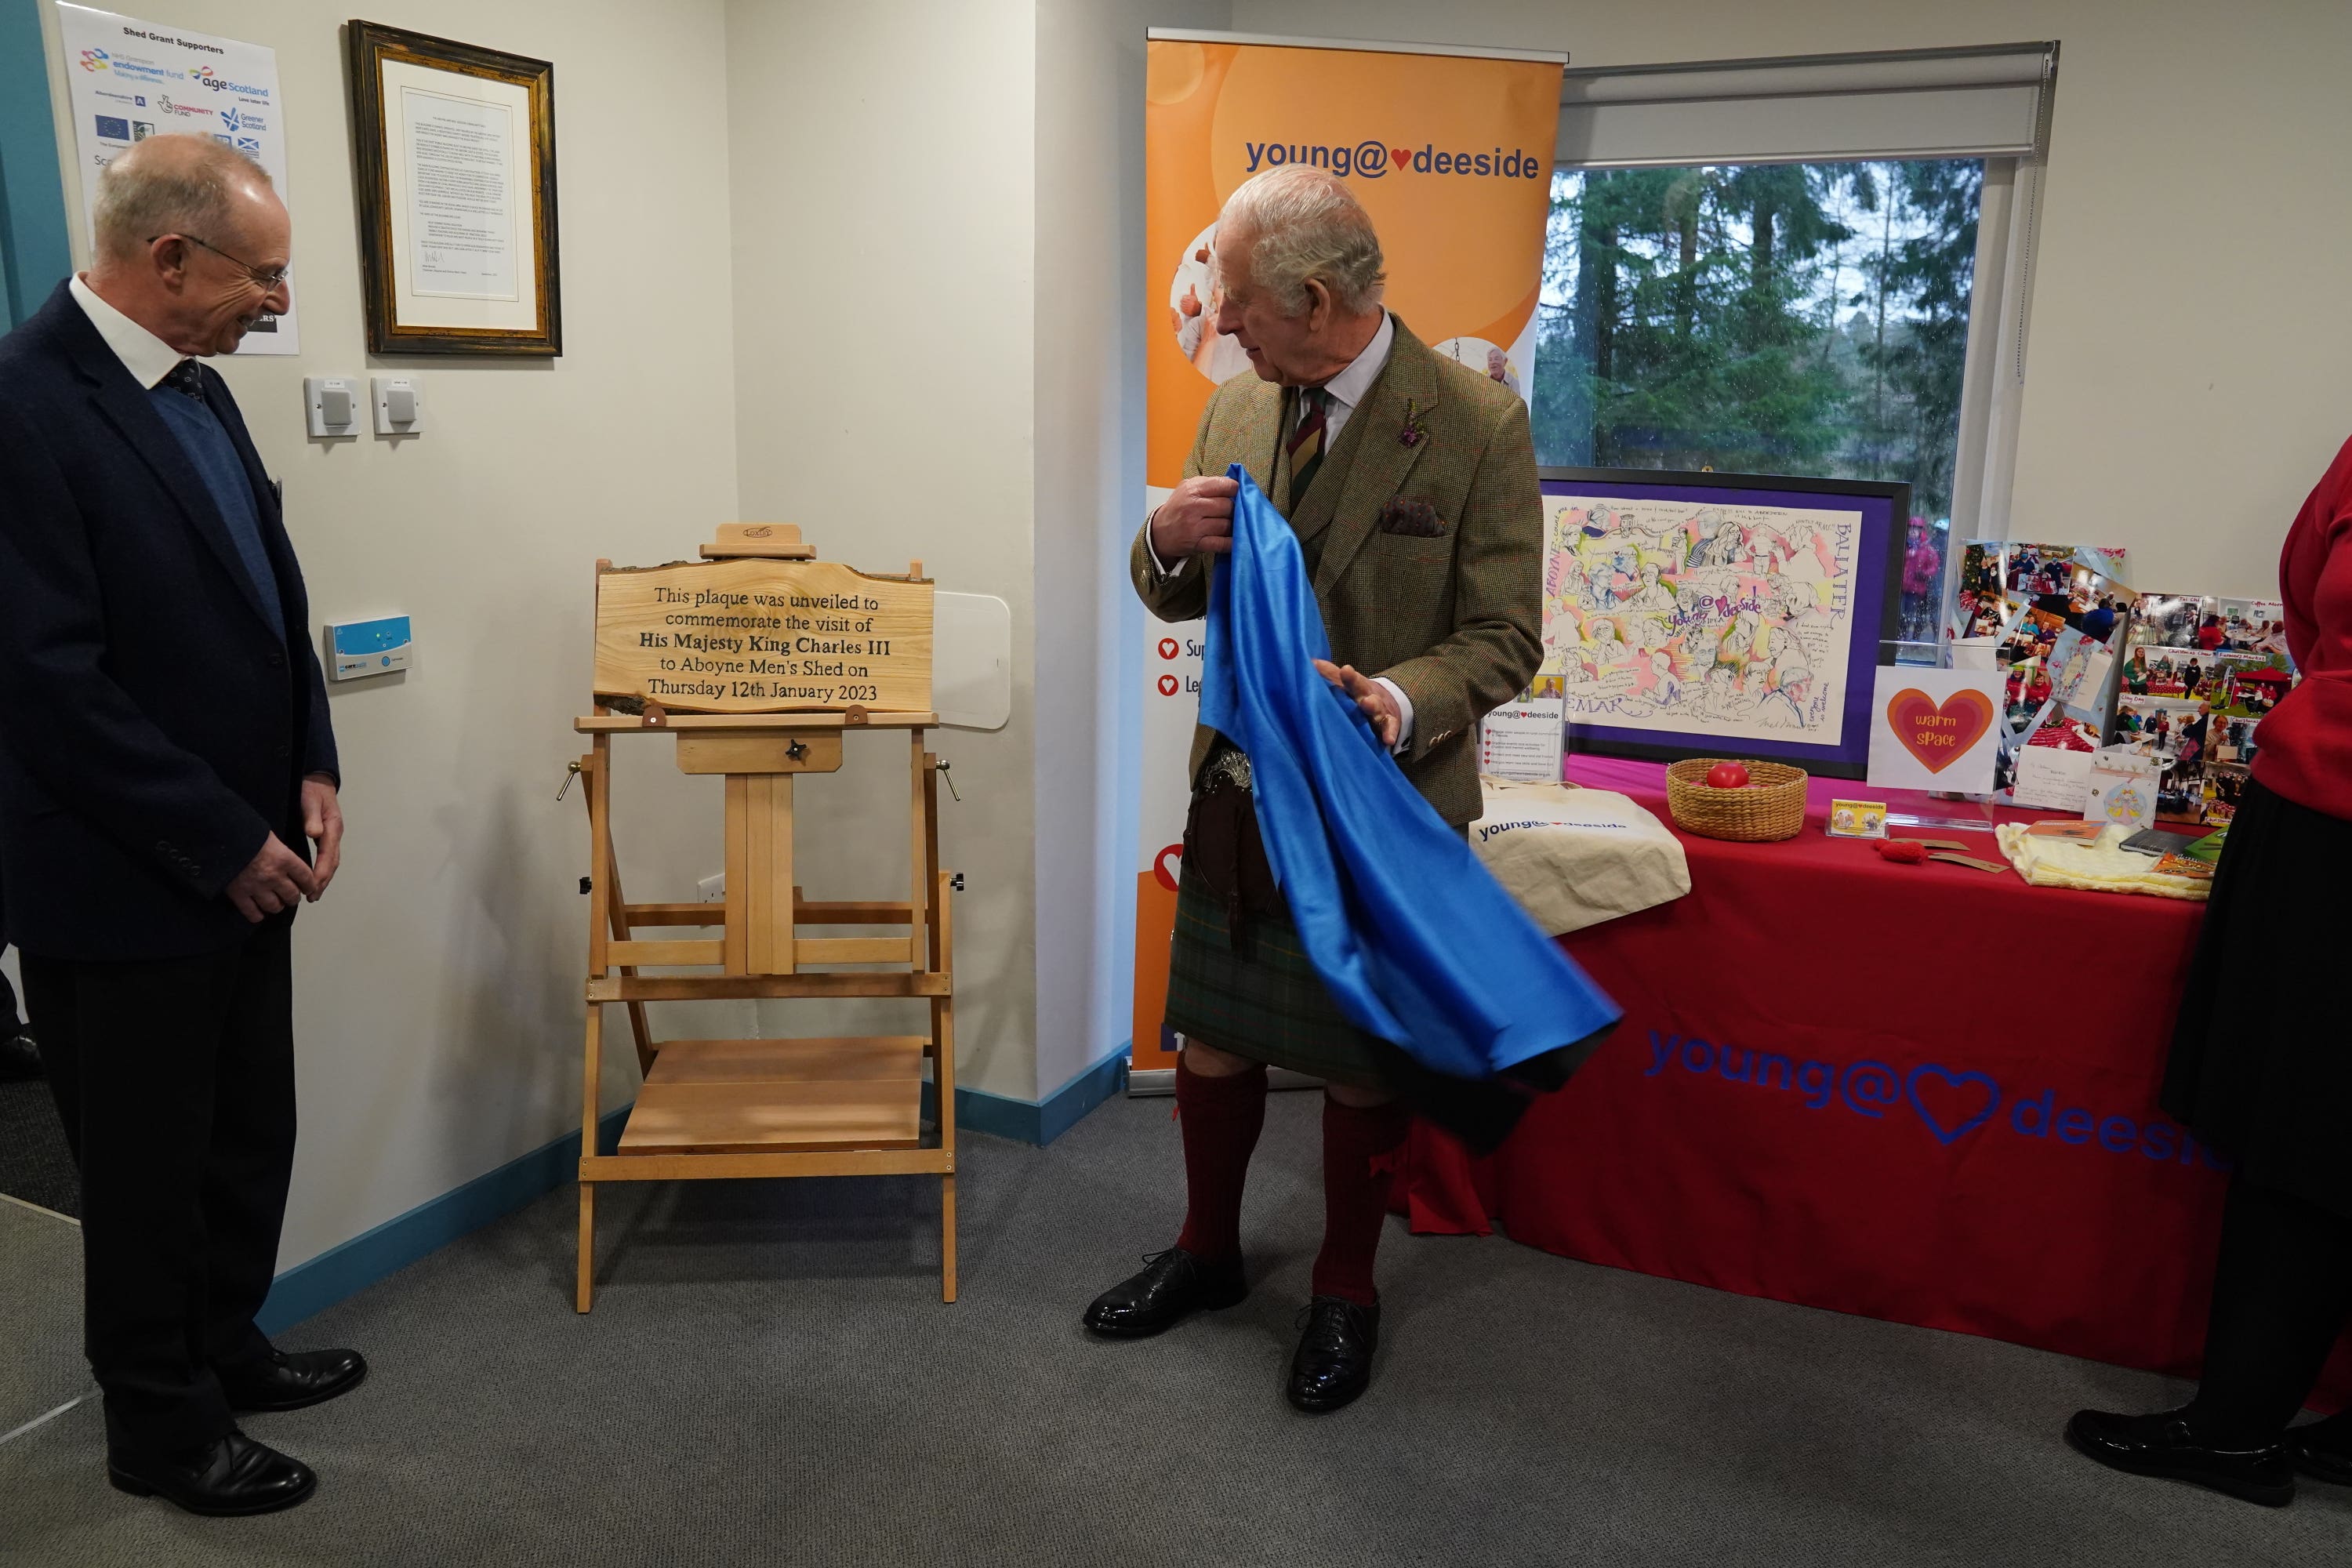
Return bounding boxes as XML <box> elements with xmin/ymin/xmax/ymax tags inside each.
<box><xmin>1131</xmin><ymin>315</ymin><xmax>1542</xmax><ymax>826</ymax></box>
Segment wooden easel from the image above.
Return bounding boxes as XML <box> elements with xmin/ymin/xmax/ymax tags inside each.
<box><xmin>572</xmin><ymin>525</ymin><xmax>955</xmax><ymax>1310</ymax></box>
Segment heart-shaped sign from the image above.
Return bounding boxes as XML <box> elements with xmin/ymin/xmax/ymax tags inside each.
<box><xmin>1886</xmin><ymin>688</ymin><xmax>1993</xmax><ymax>774</ymax></box>
<box><xmin>1156</xmin><ymin>673</ymin><xmax>1179</xmax><ymax>697</ymax></box>
<box><xmin>1389</xmin><ymin>147</ymin><xmax>1411</xmax><ymax>170</ymax></box>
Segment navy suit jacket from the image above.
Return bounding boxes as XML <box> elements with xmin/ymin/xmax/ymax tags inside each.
<box><xmin>0</xmin><ymin>280</ymin><xmax>337</xmax><ymax>960</ymax></box>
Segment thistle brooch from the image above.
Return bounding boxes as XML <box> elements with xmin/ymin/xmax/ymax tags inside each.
<box><xmin>1399</xmin><ymin>398</ymin><xmax>1428</xmax><ymax>448</ymax></box>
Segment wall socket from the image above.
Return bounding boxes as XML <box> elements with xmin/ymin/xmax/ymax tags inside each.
<box><xmin>698</xmin><ymin>873</ymin><xmax>725</xmax><ymax>902</ymax></box>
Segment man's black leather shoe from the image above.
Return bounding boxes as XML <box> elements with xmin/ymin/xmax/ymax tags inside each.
<box><xmin>2065</xmin><ymin>1407</ymin><xmax>2292</xmax><ymax>1507</ymax></box>
<box><xmin>0</xmin><ymin>1031</ymin><xmax>40</xmax><ymax>1082</ymax></box>
<box><xmin>1287</xmin><ymin>1295</ymin><xmax>1379</xmax><ymax>1414</ymax></box>
<box><xmin>1083</xmin><ymin>1247</ymin><xmax>1246</xmax><ymax>1338</ymax></box>
<box><xmin>220</xmin><ymin>1347</ymin><xmax>368</xmax><ymax>1413</ymax></box>
<box><xmin>2291</xmin><ymin>1416</ymin><xmax>2352</xmax><ymax>1486</ymax></box>
<box><xmin>108</xmin><ymin>1429</ymin><xmax>316</xmax><ymax>1516</ymax></box>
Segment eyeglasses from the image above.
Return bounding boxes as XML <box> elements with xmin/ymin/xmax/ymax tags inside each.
<box><xmin>148</xmin><ymin>232</ymin><xmax>289</xmax><ymax>291</ymax></box>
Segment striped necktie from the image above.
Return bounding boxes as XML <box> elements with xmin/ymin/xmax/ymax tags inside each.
<box><xmin>1288</xmin><ymin>386</ymin><xmax>1331</xmax><ymax>500</ymax></box>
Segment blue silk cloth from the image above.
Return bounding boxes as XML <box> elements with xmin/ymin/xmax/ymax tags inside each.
<box><xmin>1199</xmin><ymin>464</ymin><xmax>1621</xmax><ymax>1080</ymax></box>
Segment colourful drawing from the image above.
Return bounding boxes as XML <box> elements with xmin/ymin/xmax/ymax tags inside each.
<box><xmin>1540</xmin><ymin>495</ymin><xmax>1859</xmax><ymax>742</ymax></box>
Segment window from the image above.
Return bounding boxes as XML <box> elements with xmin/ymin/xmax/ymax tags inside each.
<box><xmin>1532</xmin><ymin>158</ymin><xmax>1985</xmax><ymax>648</ymax></box>
<box><xmin>1534</xmin><ymin>44</ymin><xmax>2059</xmax><ymax>660</ymax></box>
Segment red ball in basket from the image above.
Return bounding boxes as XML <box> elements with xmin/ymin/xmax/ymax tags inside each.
<box><xmin>1665</xmin><ymin>757</ymin><xmax>1809</xmax><ymax>843</ymax></box>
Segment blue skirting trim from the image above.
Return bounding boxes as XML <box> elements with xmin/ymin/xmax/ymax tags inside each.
<box><xmin>256</xmin><ymin>1106</ymin><xmax>628</xmax><ymax>1335</ymax></box>
<box><xmin>924</xmin><ymin>1046</ymin><xmax>1130</xmax><ymax>1147</ymax></box>
<box><xmin>256</xmin><ymin>1047</ymin><xmax>1134</xmax><ymax>1331</ymax></box>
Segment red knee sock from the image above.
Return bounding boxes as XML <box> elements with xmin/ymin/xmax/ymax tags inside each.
<box><xmin>1173</xmin><ymin>1055</ymin><xmax>1268</xmax><ymax>1261</ymax></box>
<box><xmin>1312</xmin><ymin>1095</ymin><xmax>1413</xmax><ymax>1305</ymax></box>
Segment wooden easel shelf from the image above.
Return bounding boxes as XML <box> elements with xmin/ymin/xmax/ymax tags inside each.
<box><xmin>616</xmin><ymin>1037</ymin><xmax>926</xmax><ymax>1155</ymax></box>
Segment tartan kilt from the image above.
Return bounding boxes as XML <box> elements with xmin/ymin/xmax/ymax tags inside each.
<box><xmin>1163</xmin><ymin>865</ymin><xmax>1388</xmax><ymax>1089</ymax></box>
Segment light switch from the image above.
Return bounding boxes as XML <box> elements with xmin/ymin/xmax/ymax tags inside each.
<box><xmin>372</xmin><ymin>375</ymin><xmax>424</xmax><ymax>436</ymax></box>
<box><xmin>304</xmin><ymin>376</ymin><xmax>358</xmax><ymax>438</ymax></box>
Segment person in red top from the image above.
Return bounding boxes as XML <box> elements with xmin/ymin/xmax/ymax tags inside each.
<box><xmin>2069</xmin><ymin>432</ymin><xmax>2352</xmax><ymax>1508</ymax></box>
<box><xmin>2196</xmin><ymin>612</ymin><xmax>2228</xmax><ymax>652</ymax></box>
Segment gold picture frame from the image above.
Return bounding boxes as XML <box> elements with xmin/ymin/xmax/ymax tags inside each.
<box><xmin>346</xmin><ymin>20</ymin><xmax>561</xmax><ymax>355</ymax></box>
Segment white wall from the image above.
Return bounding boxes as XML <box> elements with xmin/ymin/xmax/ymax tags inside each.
<box><xmin>1233</xmin><ymin>0</ymin><xmax>2352</xmax><ymax>597</ymax></box>
<box><xmin>42</xmin><ymin>0</ymin><xmax>742</xmax><ymax>1268</ymax></box>
<box><xmin>1029</xmin><ymin>0</ymin><xmax>1228</xmax><ymax>1102</ymax></box>
<box><xmin>725</xmin><ymin>0</ymin><xmax>1043</xmax><ymax>1100</ymax></box>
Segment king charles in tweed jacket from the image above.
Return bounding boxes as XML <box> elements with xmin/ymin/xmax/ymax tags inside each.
<box><xmin>1084</xmin><ymin>165</ymin><xmax>1548</xmax><ymax>1419</ymax></box>
<box><xmin>1130</xmin><ymin>312</ymin><xmax>1542</xmax><ymax>826</ymax></box>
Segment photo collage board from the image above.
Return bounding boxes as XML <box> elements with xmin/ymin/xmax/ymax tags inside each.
<box><xmin>1951</xmin><ymin>543</ymin><xmax>2299</xmax><ymax>822</ymax></box>
<box><xmin>1949</xmin><ymin>541</ymin><xmax>2136</xmax><ymax>801</ymax></box>
<box><xmin>2113</xmin><ymin>593</ymin><xmax>2294</xmax><ymax>825</ymax></box>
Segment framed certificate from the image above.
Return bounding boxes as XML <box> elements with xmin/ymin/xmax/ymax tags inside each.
<box><xmin>346</xmin><ymin>21</ymin><xmax>561</xmax><ymax>355</ymax></box>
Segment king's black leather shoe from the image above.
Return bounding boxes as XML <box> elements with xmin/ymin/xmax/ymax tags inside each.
<box><xmin>220</xmin><ymin>1347</ymin><xmax>368</xmax><ymax>1413</ymax></box>
<box><xmin>2065</xmin><ymin>1407</ymin><xmax>2292</xmax><ymax>1507</ymax></box>
<box><xmin>108</xmin><ymin>1429</ymin><xmax>316</xmax><ymax>1515</ymax></box>
<box><xmin>2291</xmin><ymin>1417</ymin><xmax>2352</xmax><ymax>1486</ymax></box>
<box><xmin>1287</xmin><ymin>1295</ymin><xmax>1380</xmax><ymax>1414</ymax></box>
<box><xmin>1083</xmin><ymin>1247</ymin><xmax>1246</xmax><ymax>1338</ymax></box>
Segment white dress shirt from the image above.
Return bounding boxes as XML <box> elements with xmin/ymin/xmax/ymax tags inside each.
<box><xmin>1147</xmin><ymin>310</ymin><xmax>1416</xmax><ymax>749</ymax></box>
<box><xmin>69</xmin><ymin>274</ymin><xmax>186</xmax><ymax>389</ymax></box>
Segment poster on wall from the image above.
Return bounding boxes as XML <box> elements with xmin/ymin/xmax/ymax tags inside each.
<box><xmin>55</xmin><ymin>4</ymin><xmax>297</xmax><ymax>353</ymax></box>
<box><xmin>1131</xmin><ymin>31</ymin><xmax>1565</xmax><ymax>1080</ymax></box>
<box><xmin>1537</xmin><ymin>468</ymin><xmax>1909</xmax><ymax>779</ymax></box>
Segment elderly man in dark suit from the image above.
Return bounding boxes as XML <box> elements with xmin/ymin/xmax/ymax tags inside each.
<box><xmin>0</xmin><ymin>135</ymin><xmax>361</xmax><ymax>1516</ymax></box>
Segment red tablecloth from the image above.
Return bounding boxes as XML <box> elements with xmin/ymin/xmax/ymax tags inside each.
<box><xmin>1405</xmin><ymin>755</ymin><xmax>2352</xmax><ymax>1403</ymax></box>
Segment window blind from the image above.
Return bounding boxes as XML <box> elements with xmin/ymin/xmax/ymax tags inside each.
<box><xmin>1556</xmin><ymin>43</ymin><xmax>2059</xmax><ymax>169</ymax></box>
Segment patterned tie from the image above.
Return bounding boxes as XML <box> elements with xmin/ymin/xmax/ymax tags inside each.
<box><xmin>162</xmin><ymin>360</ymin><xmax>207</xmax><ymax>402</ymax></box>
<box><xmin>1288</xmin><ymin>385</ymin><xmax>1331</xmax><ymax>501</ymax></box>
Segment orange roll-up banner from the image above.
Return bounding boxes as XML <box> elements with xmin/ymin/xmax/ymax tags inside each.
<box><xmin>1131</xmin><ymin>33</ymin><xmax>1564</xmax><ymax>1080</ymax></box>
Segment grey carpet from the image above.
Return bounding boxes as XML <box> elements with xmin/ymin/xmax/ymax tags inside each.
<box><xmin>2</xmin><ymin>1091</ymin><xmax>2347</xmax><ymax>1566</ymax></box>
<box><xmin>0</xmin><ymin>1199</ymin><xmax>90</xmax><ymax>1440</ymax></box>
<box><xmin>0</xmin><ymin>1077</ymin><xmax>78</xmax><ymax>1218</ymax></box>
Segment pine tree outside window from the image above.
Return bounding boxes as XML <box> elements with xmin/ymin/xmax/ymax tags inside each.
<box><xmin>1539</xmin><ymin>45</ymin><xmax>2059</xmax><ymax>664</ymax></box>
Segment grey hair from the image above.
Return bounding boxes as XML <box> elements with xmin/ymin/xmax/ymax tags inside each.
<box><xmin>92</xmin><ymin>134</ymin><xmax>274</xmax><ymax>263</ymax></box>
<box><xmin>1219</xmin><ymin>165</ymin><xmax>1385</xmax><ymax>318</ymax></box>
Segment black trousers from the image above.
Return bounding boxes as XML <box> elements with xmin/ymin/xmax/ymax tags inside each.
<box><xmin>21</xmin><ymin>920</ymin><xmax>296</xmax><ymax>1451</ymax></box>
<box><xmin>2187</xmin><ymin>1175</ymin><xmax>2352</xmax><ymax>1441</ymax></box>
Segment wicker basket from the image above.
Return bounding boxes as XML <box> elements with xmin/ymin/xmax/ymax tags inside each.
<box><xmin>1665</xmin><ymin>757</ymin><xmax>1809</xmax><ymax>843</ymax></box>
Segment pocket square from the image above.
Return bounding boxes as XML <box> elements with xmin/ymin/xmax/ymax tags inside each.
<box><xmin>1377</xmin><ymin>497</ymin><xmax>1448</xmax><ymax>537</ymax></box>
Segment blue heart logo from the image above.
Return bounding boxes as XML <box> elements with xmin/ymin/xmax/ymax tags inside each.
<box><xmin>1904</xmin><ymin>1064</ymin><xmax>2000</xmax><ymax>1145</ymax></box>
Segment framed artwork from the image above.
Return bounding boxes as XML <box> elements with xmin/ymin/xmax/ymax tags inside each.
<box><xmin>346</xmin><ymin>21</ymin><xmax>561</xmax><ymax>355</ymax></box>
<box><xmin>1537</xmin><ymin>467</ymin><xmax>1910</xmax><ymax>780</ymax></box>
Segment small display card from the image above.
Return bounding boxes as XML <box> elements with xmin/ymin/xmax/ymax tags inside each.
<box><xmin>1866</xmin><ymin>668</ymin><xmax>2002</xmax><ymax>793</ymax></box>
<box><xmin>1827</xmin><ymin>799</ymin><xmax>1889</xmax><ymax>839</ymax></box>
<box><xmin>2083</xmin><ymin>745</ymin><xmax>2160</xmax><ymax>833</ymax></box>
<box><xmin>1479</xmin><ymin>677</ymin><xmax>1566</xmax><ymax>784</ymax></box>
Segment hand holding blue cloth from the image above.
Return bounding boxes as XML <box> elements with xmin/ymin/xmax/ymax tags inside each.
<box><xmin>1199</xmin><ymin>464</ymin><xmax>1621</xmax><ymax>1082</ymax></box>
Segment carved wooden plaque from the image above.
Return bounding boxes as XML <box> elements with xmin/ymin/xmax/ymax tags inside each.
<box><xmin>594</xmin><ymin>559</ymin><xmax>932</xmax><ymax>713</ymax></box>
